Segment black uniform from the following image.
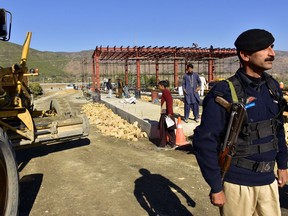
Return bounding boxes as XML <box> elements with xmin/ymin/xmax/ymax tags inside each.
<box><xmin>193</xmin><ymin>68</ymin><xmax>287</xmax><ymax>193</ymax></box>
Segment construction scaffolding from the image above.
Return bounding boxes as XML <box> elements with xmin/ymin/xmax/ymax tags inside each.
<box><xmin>91</xmin><ymin>45</ymin><xmax>237</xmax><ymax>94</ymax></box>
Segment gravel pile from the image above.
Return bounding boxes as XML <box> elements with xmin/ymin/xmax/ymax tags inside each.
<box><xmin>82</xmin><ymin>103</ymin><xmax>147</xmax><ymax>141</ymax></box>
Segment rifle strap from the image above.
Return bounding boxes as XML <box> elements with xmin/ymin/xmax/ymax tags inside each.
<box><xmin>225</xmin><ymin>79</ymin><xmax>238</xmax><ymax>103</ymax></box>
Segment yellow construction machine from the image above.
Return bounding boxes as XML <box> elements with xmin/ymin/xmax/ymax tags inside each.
<box><xmin>0</xmin><ymin>8</ymin><xmax>89</xmax><ymax>215</ymax></box>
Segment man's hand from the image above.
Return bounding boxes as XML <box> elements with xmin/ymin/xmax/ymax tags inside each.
<box><xmin>210</xmin><ymin>191</ymin><xmax>226</xmax><ymax>207</ymax></box>
<box><xmin>277</xmin><ymin>169</ymin><xmax>288</xmax><ymax>187</ymax></box>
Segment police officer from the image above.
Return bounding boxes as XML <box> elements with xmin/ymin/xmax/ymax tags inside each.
<box><xmin>193</xmin><ymin>29</ymin><xmax>288</xmax><ymax>216</ymax></box>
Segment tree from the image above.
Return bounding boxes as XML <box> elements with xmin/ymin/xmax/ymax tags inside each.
<box><xmin>29</xmin><ymin>82</ymin><xmax>43</xmax><ymax>96</ymax></box>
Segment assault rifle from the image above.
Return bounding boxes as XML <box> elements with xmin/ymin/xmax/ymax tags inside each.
<box><xmin>215</xmin><ymin>96</ymin><xmax>246</xmax><ymax>181</ymax></box>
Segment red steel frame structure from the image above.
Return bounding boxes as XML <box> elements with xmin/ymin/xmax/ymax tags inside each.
<box><xmin>92</xmin><ymin>46</ymin><xmax>237</xmax><ymax>91</ymax></box>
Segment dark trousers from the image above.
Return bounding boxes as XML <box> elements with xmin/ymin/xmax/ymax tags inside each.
<box><xmin>159</xmin><ymin>114</ymin><xmax>176</xmax><ymax>147</ymax></box>
<box><xmin>118</xmin><ymin>88</ymin><xmax>123</xmax><ymax>98</ymax></box>
<box><xmin>184</xmin><ymin>102</ymin><xmax>199</xmax><ymax>120</ymax></box>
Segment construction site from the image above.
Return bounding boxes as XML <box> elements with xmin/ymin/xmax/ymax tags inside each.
<box><xmin>89</xmin><ymin>45</ymin><xmax>237</xmax><ymax>92</ymax></box>
<box><xmin>1</xmin><ymin>5</ymin><xmax>288</xmax><ymax>216</ymax></box>
<box><xmin>3</xmin><ymin>38</ymin><xmax>288</xmax><ymax>216</ymax></box>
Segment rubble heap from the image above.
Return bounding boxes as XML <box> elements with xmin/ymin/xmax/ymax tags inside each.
<box><xmin>82</xmin><ymin>103</ymin><xmax>147</xmax><ymax>141</ymax></box>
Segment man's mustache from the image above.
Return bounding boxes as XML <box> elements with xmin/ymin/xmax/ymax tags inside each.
<box><xmin>265</xmin><ymin>57</ymin><xmax>275</xmax><ymax>61</ymax></box>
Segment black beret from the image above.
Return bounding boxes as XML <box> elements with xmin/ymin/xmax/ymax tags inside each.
<box><xmin>234</xmin><ymin>29</ymin><xmax>275</xmax><ymax>52</ymax></box>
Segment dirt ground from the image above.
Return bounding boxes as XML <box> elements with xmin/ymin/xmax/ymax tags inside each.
<box><xmin>15</xmin><ymin>89</ymin><xmax>288</xmax><ymax>216</ymax></box>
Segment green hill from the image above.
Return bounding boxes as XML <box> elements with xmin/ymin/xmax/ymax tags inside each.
<box><xmin>0</xmin><ymin>40</ymin><xmax>93</xmax><ymax>83</ymax></box>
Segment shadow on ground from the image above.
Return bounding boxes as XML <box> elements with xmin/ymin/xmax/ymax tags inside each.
<box><xmin>16</xmin><ymin>138</ymin><xmax>90</xmax><ymax>215</ymax></box>
<box><xmin>19</xmin><ymin>173</ymin><xmax>43</xmax><ymax>216</ymax></box>
<box><xmin>175</xmin><ymin>143</ymin><xmax>194</xmax><ymax>154</ymax></box>
<box><xmin>134</xmin><ymin>168</ymin><xmax>195</xmax><ymax>216</ymax></box>
<box><xmin>15</xmin><ymin>138</ymin><xmax>90</xmax><ymax>172</ymax></box>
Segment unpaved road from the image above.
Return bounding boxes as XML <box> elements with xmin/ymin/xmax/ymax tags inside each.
<box><xmin>16</xmin><ymin>90</ymin><xmax>288</xmax><ymax>216</ymax></box>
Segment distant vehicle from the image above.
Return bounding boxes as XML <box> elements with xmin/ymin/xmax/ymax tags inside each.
<box><xmin>66</xmin><ymin>84</ymin><xmax>75</xmax><ymax>89</ymax></box>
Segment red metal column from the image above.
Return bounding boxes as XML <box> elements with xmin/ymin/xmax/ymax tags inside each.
<box><xmin>208</xmin><ymin>59</ymin><xmax>214</xmax><ymax>82</ymax></box>
<box><xmin>174</xmin><ymin>59</ymin><xmax>179</xmax><ymax>88</ymax></box>
<box><xmin>95</xmin><ymin>55</ymin><xmax>100</xmax><ymax>90</ymax></box>
<box><xmin>136</xmin><ymin>59</ymin><xmax>140</xmax><ymax>90</ymax></box>
<box><xmin>155</xmin><ymin>59</ymin><xmax>159</xmax><ymax>83</ymax></box>
<box><xmin>134</xmin><ymin>58</ymin><xmax>141</xmax><ymax>98</ymax></box>
<box><xmin>125</xmin><ymin>59</ymin><xmax>128</xmax><ymax>86</ymax></box>
<box><xmin>92</xmin><ymin>57</ymin><xmax>96</xmax><ymax>90</ymax></box>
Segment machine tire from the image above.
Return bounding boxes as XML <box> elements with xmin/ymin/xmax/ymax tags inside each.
<box><xmin>0</xmin><ymin>128</ymin><xmax>19</xmax><ymax>216</ymax></box>
<box><xmin>50</xmin><ymin>98</ymin><xmax>73</xmax><ymax>117</ymax></box>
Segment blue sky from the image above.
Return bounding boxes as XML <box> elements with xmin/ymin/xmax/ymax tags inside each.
<box><xmin>2</xmin><ymin>0</ymin><xmax>288</xmax><ymax>52</ymax></box>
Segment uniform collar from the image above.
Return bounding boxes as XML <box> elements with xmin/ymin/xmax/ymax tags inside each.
<box><xmin>236</xmin><ymin>68</ymin><xmax>268</xmax><ymax>89</ymax></box>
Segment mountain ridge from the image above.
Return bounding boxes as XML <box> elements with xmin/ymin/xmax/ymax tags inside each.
<box><xmin>1</xmin><ymin>41</ymin><xmax>288</xmax><ymax>83</ymax></box>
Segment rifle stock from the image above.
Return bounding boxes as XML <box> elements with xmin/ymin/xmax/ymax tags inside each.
<box><xmin>215</xmin><ymin>96</ymin><xmax>246</xmax><ymax>181</ymax></box>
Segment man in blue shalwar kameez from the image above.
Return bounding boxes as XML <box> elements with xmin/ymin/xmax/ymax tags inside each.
<box><xmin>182</xmin><ymin>63</ymin><xmax>201</xmax><ymax>122</ymax></box>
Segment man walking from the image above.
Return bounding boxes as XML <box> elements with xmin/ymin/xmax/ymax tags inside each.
<box><xmin>198</xmin><ymin>73</ymin><xmax>207</xmax><ymax>97</ymax></box>
<box><xmin>193</xmin><ymin>29</ymin><xmax>288</xmax><ymax>216</ymax></box>
<box><xmin>106</xmin><ymin>78</ymin><xmax>113</xmax><ymax>98</ymax></box>
<box><xmin>182</xmin><ymin>63</ymin><xmax>201</xmax><ymax>122</ymax></box>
